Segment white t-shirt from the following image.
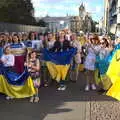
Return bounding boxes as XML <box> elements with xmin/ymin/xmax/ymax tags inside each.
<box><xmin>47</xmin><ymin>40</ymin><xmax>55</xmax><ymax>49</ymax></box>
<box><xmin>1</xmin><ymin>54</ymin><xmax>15</xmax><ymax>67</ymax></box>
<box><xmin>84</xmin><ymin>44</ymin><xmax>101</xmax><ymax>70</ymax></box>
<box><xmin>66</xmin><ymin>34</ymin><xmax>71</xmax><ymax>41</ymax></box>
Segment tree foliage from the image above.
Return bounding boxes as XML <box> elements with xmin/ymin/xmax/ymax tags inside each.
<box><xmin>91</xmin><ymin>20</ymin><xmax>98</xmax><ymax>33</ymax></box>
<box><xmin>0</xmin><ymin>0</ymin><xmax>36</xmax><ymax>25</ymax></box>
<box><xmin>37</xmin><ymin>19</ymin><xmax>47</xmax><ymax>27</ymax></box>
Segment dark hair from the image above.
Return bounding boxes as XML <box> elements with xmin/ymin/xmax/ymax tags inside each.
<box><xmin>28</xmin><ymin>32</ymin><xmax>37</xmax><ymax>40</ymax></box>
<box><xmin>55</xmin><ymin>33</ymin><xmax>59</xmax><ymax>41</ymax></box>
<box><xmin>102</xmin><ymin>38</ymin><xmax>109</xmax><ymax>47</ymax></box>
<box><xmin>3</xmin><ymin>46</ymin><xmax>10</xmax><ymax>54</ymax></box>
<box><xmin>92</xmin><ymin>34</ymin><xmax>100</xmax><ymax>45</ymax></box>
<box><xmin>28</xmin><ymin>50</ymin><xmax>37</xmax><ymax>58</ymax></box>
<box><xmin>90</xmin><ymin>38</ymin><xmax>94</xmax><ymax>44</ymax></box>
<box><xmin>0</xmin><ymin>33</ymin><xmax>5</xmax><ymax>36</ymax></box>
<box><xmin>48</xmin><ymin>33</ymin><xmax>53</xmax><ymax>41</ymax></box>
<box><xmin>38</xmin><ymin>33</ymin><xmax>44</xmax><ymax>40</ymax></box>
<box><xmin>12</xmin><ymin>34</ymin><xmax>20</xmax><ymax>43</ymax></box>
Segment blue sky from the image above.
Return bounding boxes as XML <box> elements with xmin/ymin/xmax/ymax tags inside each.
<box><xmin>32</xmin><ymin>0</ymin><xmax>104</xmax><ymax>21</ymax></box>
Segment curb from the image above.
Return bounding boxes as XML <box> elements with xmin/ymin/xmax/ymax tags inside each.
<box><xmin>85</xmin><ymin>101</ymin><xmax>91</xmax><ymax>120</ymax></box>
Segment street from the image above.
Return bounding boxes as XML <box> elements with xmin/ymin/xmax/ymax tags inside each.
<box><xmin>0</xmin><ymin>72</ymin><xmax>120</xmax><ymax>120</ymax></box>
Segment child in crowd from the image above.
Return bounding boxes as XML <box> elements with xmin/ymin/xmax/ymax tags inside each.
<box><xmin>25</xmin><ymin>50</ymin><xmax>40</xmax><ymax>103</ymax></box>
<box><xmin>1</xmin><ymin>46</ymin><xmax>15</xmax><ymax>71</ymax></box>
<box><xmin>1</xmin><ymin>46</ymin><xmax>15</xmax><ymax>99</ymax></box>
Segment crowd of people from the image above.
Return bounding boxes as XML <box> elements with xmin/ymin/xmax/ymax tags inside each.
<box><xmin>0</xmin><ymin>30</ymin><xmax>119</xmax><ymax>102</ymax></box>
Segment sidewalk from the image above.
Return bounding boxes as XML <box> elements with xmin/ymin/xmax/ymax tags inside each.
<box><xmin>0</xmin><ymin>72</ymin><xmax>120</xmax><ymax>120</ymax></box>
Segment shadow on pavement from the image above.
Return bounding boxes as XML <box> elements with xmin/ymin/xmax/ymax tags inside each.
<box><xmin>0</xmin><ymin>72</ymin><xmax>117</xmax><ymax>120</ymax></box>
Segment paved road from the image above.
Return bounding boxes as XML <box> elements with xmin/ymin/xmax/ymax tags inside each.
<box><xmin>0</xmin><ymin>72</ymin><xmax>120</xmax><ymax>120</ymax></box>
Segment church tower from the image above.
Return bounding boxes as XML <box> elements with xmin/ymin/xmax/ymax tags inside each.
<box><xmin>79</xmin><ymin>3</ymin><xmax>86</xmax><ymax>19</ymax></box>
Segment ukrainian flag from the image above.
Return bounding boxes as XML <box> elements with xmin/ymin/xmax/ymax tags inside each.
<box><xmin>95</xmin><ymin>44</ymin><xmax>120</xmax><ymax>91</ymax></box>
<box><xmin>95</xmin><ymin>53</ymin><xmax>112</xmax><ymax>90</ymax></box>
<box><xmin>43</xmin><ymin>48</ymin><xmax>77</xmax><ymax>82</ymax></box>
<box><xmin>106</xmin><ymin>49</ymin><xmax>120</xmax><ymax>100</ymax></box>
<box><xmin>0</xmin><ymin>66</ymin><xmax>36</xmax><ymax>98</ymax></box>
<box><xmin>95</xmin><ymin>43</ymin><xmax>120</xmax><ymax>101</ymax></box>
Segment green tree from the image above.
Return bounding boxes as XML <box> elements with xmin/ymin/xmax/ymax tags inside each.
<box><xmin>91</xmin><ymin>20</ymin><xmax>98</xmax><ymax>33</ymax></box>
<box><xmin>0</xmin><ymin>0</ymin><xmax>36</xmax><ymax>25</ymax></box>
<box><xmin>37</xmin><ymin>19</ymin><xmax>47</xmax><ymax>27</ymax></box>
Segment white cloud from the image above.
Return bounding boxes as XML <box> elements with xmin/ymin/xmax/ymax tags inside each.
<box><xmin>34</xmin><ymin>10</ymin><xmax>48</xmax><ymax>17</ymax></box>
<box><xmin>49</xmin><ymin>12</ymin><xmax>66</xmax><ymax>17</ymax></box>
<box><xmin>32</xmin><ymin>0</ymin><xmax>103</xmax><ymax>21</ymax></box>
<box><xmin>95</xmin><ymin>5</ymin><xmax>102</xmax><ymax>13</ymax></box>
<box><xmin>53</xmin><ymin>5</ymin><xmax>65</xmax><ymax>10</ymax></box>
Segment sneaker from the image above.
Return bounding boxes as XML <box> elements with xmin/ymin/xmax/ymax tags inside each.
<box><xmin>61</xmin><ymin>85</ymin><xmax>67</xmax><ymax>91</ymax></box>
<box><xmin>30</xmin><ymin>97</ymin><xmax>34</xmax><ymax>103</ymax></box>
<box><xmin>6</xmin><ymin>96</ymin><xmax>13</xmax><ymax>100</ymax></box>
<box><xmin>34</xmin><ymin>97</ymin><xmax>40</xmax><ymax>103</ymax></box>
<box><xmin>85</xmin><ymin>85</ymin><xmax>90</xmax><ymax>91</ymax></box>
<box><xmin>91</xmin><ymin>84</ymin><xmax>96</xmax><ymax>90</ymax></box>
<box><xmin>44</xmin><ymin>83</ymin><xmax>48</xmax><ymax>87</ymax></box>
<box><xmin>57</xmin><ymin>86</ymin><xmax>62</xmax><ymax>91</ymax></box>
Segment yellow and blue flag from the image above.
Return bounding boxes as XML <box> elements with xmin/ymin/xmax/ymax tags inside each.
<box><xmin>106</xmin><ymin>49</ymin><xmax>120</xmax><ymax>100</ymax></box>
<box><xmin>95</xmin><ymin>43</ymin><xmax>120</xmax><ymax>101</ymax></box>
<box><xmin>43</xmin><ymin>48</ymin><xmax>77</xmax><ymax>82</ymax></box>
<box><xmin>95</xmin><ymin>44</ymin><xmax>120</xmax><ymax>90</ymax></box>
<box><xmin>0</xmin><ymin>66</ymin><xmax>36</xmax><ymax>98</ymax></box>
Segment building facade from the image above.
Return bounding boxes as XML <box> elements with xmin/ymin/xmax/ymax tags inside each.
<box><xmin>70</xmin><ymin>16</ymin><xmax>82</xmax><ymax>33</ymax></box>
<box><xmin>104</xmin><ymin>0</ymin><xmax>120</xmax><ymax>35</ymax></box>
<box><xmin>42</xmin><ymin>3</ymin><xmax>92</xmax><ymax>33</ymax></box>
<box><xmin>70</xmin><ymin>3</ymin><xmax>92</xmax><ymax>33</ymax></box>
<box><xmin>42</xmin><ymin>16</ymin><xmax>71</xmax><ymax>33</ymax></box>
<box><xmin>104</xmin><ymin>0</ymin><xmax>110</xmax><ymax>33</ymax></box>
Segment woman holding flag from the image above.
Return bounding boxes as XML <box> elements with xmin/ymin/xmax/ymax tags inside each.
<box><xmin>25</xmin><ymin>50</ymin><xmax>40</xmax><ymax>103</ymax></box>
<box><xmin>44</xmin><ymin>32</ymin><xmax>76</xmax><ymax>91</ymax></box>
<box><xmin>10</xmin><ymin>34</ymin><xmax>26</xmax><ymax>73</ymax></box>
<box><xmin>50</xmin><ymin>32</ymin><xmax>72</xmax><ymax>90</ymax></box>
<box><xmin>0</xmin><ymin>46</ymin><xmax>36</xmax><ymax>99</ymax></box>
<box><xmin>84</xmin><ymin>34</ymin><xmax>101</xmax><ymax>91</ymax></box>
<box><xmin>0</xmin><ymin>46</ymin><xmax>15</xmax><ymax>99</ymax></box>
<box><xmin>95</xmin><ymin>37</ymin><xmax>113</xmax><ymax>93</ymax></box>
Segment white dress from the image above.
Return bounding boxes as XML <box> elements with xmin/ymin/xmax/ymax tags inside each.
<box><xmin>84</xmin><ymin>44</ymin><xmax>101</xmax><ymax>70</ymax></box>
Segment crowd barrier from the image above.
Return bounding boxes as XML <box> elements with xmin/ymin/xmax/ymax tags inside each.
<box><xmin>0</xmin><ymin>22</ymin><xmax>47</xmax><ymax>33</ymax></box>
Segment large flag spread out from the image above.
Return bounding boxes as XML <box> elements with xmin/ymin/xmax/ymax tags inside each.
<box><xmin>106</xmin><ymin>49</ymin><xmax>120</xmax><ymax>101</ymax></box>
<box><xmin>0</xmin><ymin>65</ymin><xmax>36</xmax><ymax>98</ymax></box>
<box><xmin>95</xmin><ymin>44</ymin><xmax>120</xmax><ymax>91</ymax></box>
<box><xmin>43</xmin><ymin>48</ymin><xmax>77</xmax><ymax>82</ymax></box>
<box><xmin>95</xmin><ymin>44</ymin><xmax>120</xmax><ymax>101</ymax></box>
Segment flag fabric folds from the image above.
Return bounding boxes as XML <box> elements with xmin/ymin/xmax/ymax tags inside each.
<box><xmin>95</xmin><ymin>44</ymin><xmax>120</xmax><ymax>100</ymax></box>
<box><xmin>0</xmin><ymin>66</ymin><xmax>29</xmax><ymax>86</ymax></box>
<box><xmin>43</xmin><ymin>48</ymin><xmax>77</xmax><ymax>82</ymax></box>
<box><xmin>95</xmin><ymin>44</ymin><xmax>120</xmax><ymax>90</ymax></box>
<box><xmin>106</xmin><ymin>50</ymin><xmax>120</xmax><ymax>101</ymax></box>
<box><xmin>0</xmin><ymin>65</ymin><xmax>36</xmax><ymax>98</ymax></box>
